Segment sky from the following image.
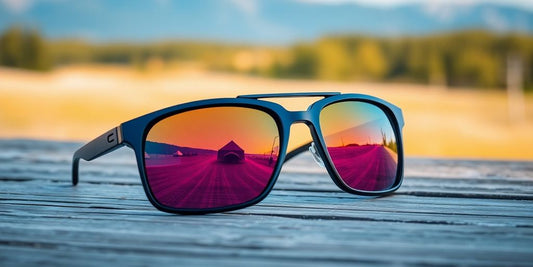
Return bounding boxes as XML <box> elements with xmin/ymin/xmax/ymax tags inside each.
<box><xmin>146</xmin><ymin>107</ymin><xmax>280</xmax><ymax>155</ymax></box>
<box><xmin>0</xmin><ymin>0</ymin><xmax>531</xmax><ymax>44</ymax></box>
<box><xmin>1</xmin><ymin>0</ymin><xmax>532</xmax><ymax>14</ymax></box>
<box><xmin>296</xmin><ymin>0</ymin><xmax>533</xmax><ymax>9</ymax></box>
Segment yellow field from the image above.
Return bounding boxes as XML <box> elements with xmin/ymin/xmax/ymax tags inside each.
<box><xmin>1</xmin><ymin>65</ymin><xmax>532</xmax><ymax>160</ymax></box>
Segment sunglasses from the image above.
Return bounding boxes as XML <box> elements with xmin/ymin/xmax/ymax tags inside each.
<box><xmin>72</xmin><ymin>92</ymin><xmax>404</xmax><ymax>214</ymax></box>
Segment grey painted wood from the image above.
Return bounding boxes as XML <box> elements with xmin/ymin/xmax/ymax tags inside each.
<box><xmin>0</xmin><ymin>139</ymin><xmax>532</xmax><ymax>266</ymax></box>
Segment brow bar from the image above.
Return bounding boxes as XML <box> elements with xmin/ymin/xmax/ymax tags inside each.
<box><xmin>72</xmin><ymin>126</ymin><xmax>124</xmax><ymax>185</ymax></box>
<box><xmin>238</xmin><ymin>92</ymin><xmax>340</xmax><ymax>99</ymax></box>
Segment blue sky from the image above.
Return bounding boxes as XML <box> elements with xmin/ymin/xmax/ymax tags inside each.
<box><xmin>0</xmin><ymin>0</ymin><xmax>531</xmax><ymax>44</ymax></box>
<box><xmin>1</xmin><ymin>0</ymin><xmax>532</xmax><ymax>14</ymax></box>
<box><xmin>296</xmin><ymin>0</ymin><xmax>532</xmax><ymax>9</ymax></box>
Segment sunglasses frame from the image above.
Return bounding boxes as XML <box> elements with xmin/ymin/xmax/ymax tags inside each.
<box><xmin>72</xmin><ymin>92</ymin><xmax>404</xmax><ymax>214</ymax></box>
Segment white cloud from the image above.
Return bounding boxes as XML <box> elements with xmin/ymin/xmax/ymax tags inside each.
<box><xmin>1</xmin><ymin>0</ymin><xmax>69</xmax><ymax>14</ymax></box>
<box><xmin>1</xmin><ymin>0</ymin><xmax>34</xmax><ymax>14</ymax></box>
<box><xmin>483</xmin><ymin>7</ymin><xmax>509</xmax><ymax>31</ymax></box>
<box><xmin>228</xmin><ymin>0</ymin><xmax>258</xmax><ymax>16</ymax></box>
<box><xmin>293</xmin><ymin>0</ymin><xmax>533</xmax><ymax>10</ymax></box>
<box><xmin>422</xmin><ymin>2</ymin><xmax>475</xmax><ymax>22</ymax></box>
<box><xmin>226</xmin><ymin>0</ymin><xmax>293</xmax><ymax>43</ymax></box>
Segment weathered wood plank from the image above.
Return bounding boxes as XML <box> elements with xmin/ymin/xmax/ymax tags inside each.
<box><xmin>0</xmin><ymin>139</ymin><xmax>532</xmax><ymax>266</ymax></box>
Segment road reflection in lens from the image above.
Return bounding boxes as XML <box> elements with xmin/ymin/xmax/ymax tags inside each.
<box><xmin>144</xmin><ymin>107</ymin><xmax>280</xmax><ymax>209</ymax></box>
<box><xmin>320</xmin><ymin>101</ymin><xmax>398</xmax><ymax>191</ymax></box>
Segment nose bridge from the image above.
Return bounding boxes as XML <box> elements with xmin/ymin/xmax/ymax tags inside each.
<box><xmin>288</xmin><ymin>111</ymin><xmax>313</xmax><ymax>125</ymax></box>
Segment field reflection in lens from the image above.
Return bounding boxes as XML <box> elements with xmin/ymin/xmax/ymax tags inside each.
<box><xmin>320</xmin><ymin>101</ymin><xmax>398</xmax><ymax>191</ymax></box>
<box><xmin>144</xmin><ymin>107</ymin><xmax>280</xmax><ymax>209</ymax></box>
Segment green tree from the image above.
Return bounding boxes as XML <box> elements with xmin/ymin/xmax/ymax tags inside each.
<box><xmin>453</xmin><ymin>49</ymin><xmax>499</xmax><ymax>88</ymax></box>
<box><xmin>405</xmin><ymin>41</ymin><xmax>428</xmax><ymax>82</ymax></box>
<box><xmin>22</xmin><ymin>29</ymin><xmax>50</xmax><ymax>70</ymax></box>
<box><xmin>317</xmin><ymin>39</ymin><xmax>352</xmax><ymax>80</ymax></box>
<box><xmin>286</xmin><ymin>44</ymin><xmax>317</xmax><ymax>78</ymax></box>
<box><xmin>353</xmin><ymin>40</ymin><xmax>388</xmax><ymax>80</ymax></box>
<box><xmin>0</xmin><ymin>26</ymin><xmax>24</xmax><ymax>67</ymax></box>
<box><xmin>427</xmin><ymin>49</ymin><xmax>445</xmax><ymax>85</ymax></box>
<box><xmin>0</xmin><ymin>26</ymin><xmax>50</xmax><ymax>70</ymax></box>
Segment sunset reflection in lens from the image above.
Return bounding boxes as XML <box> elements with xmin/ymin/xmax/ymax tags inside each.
<box><xmin>320</xmin><ymin>101</ymin><xmax>398</xmax><ymax>191</ymax></box>
<box><xmin>144</xmin><ymin>107</ymin><xmax>280</xmax><ymax>209</ymax></box>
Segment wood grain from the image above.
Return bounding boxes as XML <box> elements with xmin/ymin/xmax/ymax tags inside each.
<box><xmin>0</xmin><ymin>139</ymin><xmax>532</xmax><ymax>266</ymax></box>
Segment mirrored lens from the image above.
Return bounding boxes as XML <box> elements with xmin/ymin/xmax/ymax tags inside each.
<box><xmin>319</xmin><ymin>101</ymin><xmax>398</xmax><ymax>191</ymax></box>
<box><xmin>144</xmin><ymin>106</ymin><xmax>280</xmax><ymax>210</ymax></box>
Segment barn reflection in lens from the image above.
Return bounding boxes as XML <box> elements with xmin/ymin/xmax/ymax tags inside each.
<box><xmin>144</xmin><ymin>107</ymin><xmax>280</xmax><ymax>210</ymax></box>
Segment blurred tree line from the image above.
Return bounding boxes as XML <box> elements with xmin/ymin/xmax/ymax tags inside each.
<box><xmin>271</xmin><ymin>31</ymin><xmax>533</xmax><ymax>90</ymax></box>
<box><xmin>1</xmin><ymin>25</ymin><xmax>532</xmax><ymax>90</ymax></box>
<box><xmin>0</xmin><ymin>26</ymin><xmax>50</xmax><ymax>70</ymax></box>
<box><xmin>46</xmin><ymin>40</ymin><xmax>245</xmax><ymax>71</ymax></box>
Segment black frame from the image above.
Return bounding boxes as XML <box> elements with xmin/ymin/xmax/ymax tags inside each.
<box><xmin>72</xmin><ymin>92</ymin><xmax>405</xmax><ymax>214</ymax></box>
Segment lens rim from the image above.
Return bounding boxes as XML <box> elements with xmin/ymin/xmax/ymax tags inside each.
<box><xmin>142</xmin><ymin>105</ymin><xmax>283</xmax><ymax>212</ymax></box>
<box><xmin>312</xmin><ymin>98</ymin><xmax>404</xmax><ymax>196</ymax></box>
<box><xmin>123</xmin><ymin>99</ymin><xmax>288</xmax><ymax>215</ymax></box>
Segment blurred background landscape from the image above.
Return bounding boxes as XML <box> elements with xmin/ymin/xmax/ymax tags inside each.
<box><xmin>0</xmin><ymin>0</ymin><xmax>532</xmax><ymax>160</ymax></box>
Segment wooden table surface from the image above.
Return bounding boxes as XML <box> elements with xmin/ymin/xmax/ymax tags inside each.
<box><xmin>1</xmin><ymin>139</ymin><xmax>532</xmax><ymax>266</ymax></box>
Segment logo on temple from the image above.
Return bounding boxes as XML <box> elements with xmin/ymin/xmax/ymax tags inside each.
<box><xmin>107</xmin><ymin>132</ymin><xmax>115</xmax><ymax>143</ymax></box>
<box><xmin>217</xmin><ymin>140</ymin><xmax>244</xmax><ymax>164</ymax></box>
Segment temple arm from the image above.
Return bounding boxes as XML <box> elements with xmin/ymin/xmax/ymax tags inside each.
<box><xmin>72</xmin><ymin>126</ymin><xmax>124</xmax><ymax>185</ymax></box>
<box><xmin>284</xmin><ymin>141</ymin><xmax>312</xmax><ymax>163</ymax></box>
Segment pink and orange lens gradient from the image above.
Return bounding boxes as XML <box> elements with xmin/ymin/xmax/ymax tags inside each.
<box><xmin>320</xmin><ymin>101</ymin><xmax>398</xmax><ymax>191</ymax></box>
<box><xmin>144</xmin><ymin>106</ymin><xmax>280</xmax><ymax>209</ymax></box>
